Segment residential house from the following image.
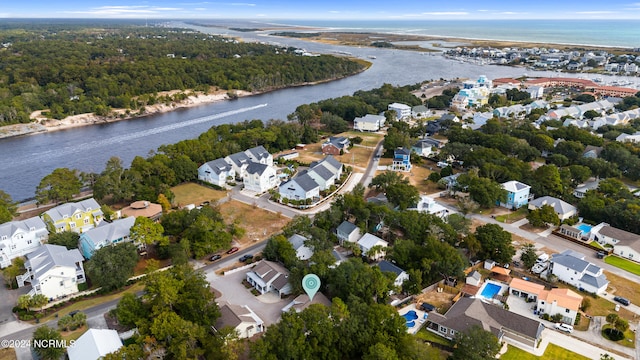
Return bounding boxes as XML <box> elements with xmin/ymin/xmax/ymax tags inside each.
<box><xmin>310</xmin><ymin>156</ymin><xmax>343</xmax><ymax>179</ymax></box>
<box><xmin>590</xmin><ymin>223</ymin><xmax>640</xmax><ymax>262</ymax></box>
<box><xmin>67</xmin><ymin>329</ymin><xmax>122</xmax><ymax>360</ymax></box>
<box><xmin>246</xmin><ymin>260</ymin><xmax>292</xmax><ymax>296</ymax></box>
<box><xmin>549</xmin><ymin>250</ymin><xmax>608</xmax><ymax>294</ymax></box>
<box><xmin>411</xmin><ymin>139</ymin><xmax>436</xmax><ymax>157</ymax></box>
<box><xmin>509</xmin><ymin>278</ymin><xmax>582</xmax><ymax>325</ymax></box>
<box><xmin>278</xmin><ymin>173</ymin><xmax>320</xmax><ymax>203</ymax></box>
<box><xmin>336</xmin><ymin>221</ymin><xmax>362</xmax><ymax>245</ymax></box>
<box><xmin>243</xmin><ymin>162</ymin><xmax>278</xmax><ymax>193</ymax></box>
<box><xmin>225</xmin><ymin>152</ymin><xmax>252</xmax><ymax>179</ymax></box>
<box><xmin>412</xmin><ymin>105</ymin><xmax>430</xmax><ymax>119</ymax></box>
<box><xmin>281</xmin><ymin>292</ymin><xmax>332</xmax><ymax>313</ymax></box>
<box><xmin>500</xmin><ymin>181</ymin><xmax>531</xmax><ymax>209</ymax></box>
<box><xmin>306</xmin><ymin>164</ymin><xmax>337</xmax><ymax>191</ymax></box>
<box><xmin>391</xmin><ymin>148</ymin><xmax>412</xmax><ymax>172</ymax></box>
<box><xmin>41</xmin><ymin>198</ymin><xmax>103</xmax><ymax>234</ymax></box>
<box><xmin>214</xmin><ymin>304</ymin><xmax>264</xmax><ymax>339</ymax></box>
<box><xmin>321</xmin><ymin>136</ymin><xmax>350</xmax><ymax>155</ymax></box>
<box><xmin>198</xmin><ymin>158</ymin><xmax>235</xmax><ymax>187</ymax></box>
<box><xmin>426</xmin><ymin>297</ymin><xmax>544</xmax><ymax>349</ymax></box>
<box><xmin>573</xmin><ymin>179</ymin><xmax>600</xmax><ymax>198</ymax></box>
<box><xmin>245</xmin><ymin>145</ymin><xmax>273</xmax><ymax>166</ymax></box>
<box><xmin>78</xmin><ymin>217</ymin><xmax>136</xmax><ymax>259</ymax></box>
<box><xmin>409</xmin><ymin>195</ymin><xmax>449</xmax><ymax>218</ymax></box>
<box><xmin>16</xmin><ymin>244</ymin><xmax>86</xmax><ymax>299</ymax></box>
<box><xmin>357</xmin><ymin>233</ymin><xmax>388</xmax><ymax>260</ymax></box>
<box><xmin>616</xmin><ymin>132</ymin><xmax>640</xmax><ymax>143</ymax></box>
<box><xmin>528</xmin><ymin>196</ymin><xmax>577</xmax><ymax>221</ymax></box>
<box><xmin>376</xmin><ymin>260</ymin><xmax>409</xmax><ymax>288</ymax></box>
<box><xmin>119</xmin><ymin>201</ymin><xmax>163</xmax><ymax>221</ymax></box>
<box><xmin>527</xmin><ymin>86</ymin><xmax>544</xmax><ymax>99</ymax></box>
<box><xmin>288</xmin><ymin>234</ymin><xmax>313</xmax><ymax>261</ymax></box>
<box><xmin>440</xmin><ymin>173</ymin><xmax>462</xmax><ymax>190</ymax></box>
<box><xmin>354</xmin><ymin>114</ymin><xmax>385</xmax><ymax>132</ymax></box>
<box><xmin>388</xmin><ymin>103</ymin><xmax>411</xmax><ymax>120</ymax></box>
<box><xmin>0</xmin><ymin>217</ymin><xmax>48</xmax><ymax>268</ymax></box>
<box><xmin>582</xmin><ymin>145</ymin><xmax>603</xmax><ymax>159</ymax></box>
<box><xmin>468</xmin><ymin>112</ymin><xmax>493</xmax><ymax>130</ymax></box>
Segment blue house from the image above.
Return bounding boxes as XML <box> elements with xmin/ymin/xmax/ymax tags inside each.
<box><xmin>391</xmin><ymin>148</ymin><xmax>412</xmax><ymax>172</ymax></box>
<box><xmin>500</xmin><ymin>180</ymin><xmax>531</xmax><ymax>209</ymax></box>
<box><xmin>79</xmin><ymin>217</ymin><xmax>136</xmax><ymax>259</ymax></box>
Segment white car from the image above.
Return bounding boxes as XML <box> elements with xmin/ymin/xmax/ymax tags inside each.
<box><xmin>554</xmin><ymin>323</ymin><xmax>573</xmax><ymax>333</ymax></box>
<box><xmin>531</xmin><ymin>262</ymin><xmax>548</xmax><ymax>274</ymax></box>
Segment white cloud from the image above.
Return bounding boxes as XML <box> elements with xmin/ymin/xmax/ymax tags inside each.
<box><xmin>421</xmin><ymin>12</ymin><xmax>469</xmax><ymax>16</ymax></box>
<box><xmin>576</xmin><ymin>11</ymin><xmax>617</xmax><ymax>14</ymax></box>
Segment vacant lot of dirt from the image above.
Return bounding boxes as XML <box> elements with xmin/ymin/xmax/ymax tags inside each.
<box><xmin>218</xmin><ymin>200</ymin><xmax>290</xmax><ymax>246</ymax></box>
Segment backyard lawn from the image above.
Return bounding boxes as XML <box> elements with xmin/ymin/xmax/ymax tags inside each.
<box><xmin>605</xmin><ymin>255</ymin><xmax>640</xmax><ymax>276</ymax></box>
<box><xmin>500</xmin><ymin>344</ymin><xmax>590</xmax><ymax>360</ymax></box>
<box><xmin>171</xmin><ymin>182</ymin><xmax>227</xmax><ymax>208</ymax></box>
<box><xmin>605</xmin><ymin>271</ymin><xmax>640</xmax><ymax>305</ymax></box>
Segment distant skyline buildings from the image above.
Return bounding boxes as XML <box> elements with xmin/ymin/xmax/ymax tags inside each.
<box><xmin>2</xmin><ymin>1</ymin><xmax>640</xmax><ymax>20</ymax></box>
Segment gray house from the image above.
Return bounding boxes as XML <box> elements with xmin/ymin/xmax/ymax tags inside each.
<box><xmin>336</xmin><ymin>221</ymin><xmax>362</xmax><ymax>245</ymax></box>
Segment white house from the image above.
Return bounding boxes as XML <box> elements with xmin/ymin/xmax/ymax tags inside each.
<box><xmin>616</xmin><ymin>132</ymin><xmax>640</xmax><ymax>143</ymax></box>
<box><xmin>0</xmin><ymin>217</ymin><xmax>48</xmax><ymax>268</ymax></box>
<box><xmin>214</xmin><ymin>304</ymin><xmax>264</xmax><ymax>339</ymax></box>
<box><xmin>388</xmin><ymin>102</ymin><xmax>411</xmax><ymax>120</ymax></box>
<box><xmin>288</xmin><ymin>234</ymin><xmax>313</xmax><ymax>261</ymax></box>
<box><xmin>306</xmin><ymin>164</ymin><xmax>337</xmax><ymax>191</ymax></box>
<box><xmin>311</xmin><ymin>156</ymin><xmax>343</xmax><ymax>179</ymax></box>
<box><xmin>377</xmin><ymin>260</ymin><xmax>409</xmax><ymax>288</ymax></box>
<box><xmin>549</xmin><ymin>250</ymin><xmax>608</xmax><ymax>294</ymax></box>
<box><xmin>411</xmin><ymin>139</ymin><xmax>434</xmax><ymax>158</ymax></box>
<box><xmin>354</xmin><ymin>114</ymin><xmax>386</xmax><ymax>132</ymax></box>
<box><xmin>198</xmin><ymin>158</ymin><xmax>235</xmax><ymax>187</ymax></box>
<box><xmin>412</xmin><ymin>105</ymin><xmax>430</xmax><ymax>119</ymax></box>
<box><xmin>409</xmin><ymin>195</ymin><xmax>449</xmax><ymax>218</ymax></box>
<box><xmin>357</xmin><ymin>233</ymin><xmax>388</xmax><ymax>260</ymax></box>
<box><xmin>526</xmin><ymin>86</ymin><xmax>544</xmax><ymax>99</ymax></box>
<box><xmin>16</xmin><ymin>244</ymin><xmax>86</xmax><ymax>299</ymax></box>
<box><xmin>243</xmin><ymin>162</ymin><xmax>278</xmax><ymax>193</ymax></box>
<box><xmin>245</xmin><ymin>145</ymin><xmax>274</xmax><ymax>166</ymax></box>
<box><xmin>509</xmin><ymin>278</ymin><xmax>582</xmax><ymax>325</ymax></box>
<box><xmin>501</xmin><ymin>180</ymin><xmax>531</xmax><ymax>209</ymax></box>
<box><xmin>78</xmin><ymin>217</ymin><xmax>136</xmax><ymax>259</ymax></box>
<box><xmin>590</xmin><ymin>223</ymin><xmax>640</xmax><ymax>262</ymax></box>
<box><xmin>246</xmin><ymin>260</ymin><xmax>292</xmax><ymax>296</ymax></box>
<box><xmin>67</xmin><ymin>328</ymin><xmax>122</xmax><ymax>360</ymax></box>
<box><xmin>278</xmin><ymin>173</ymin><xmax>320</xmax><ymax>203</ymax></box>
<box><xmin>573</xmin><ymin>179</ymin><xmax>600</xmax><ymax>198</ymax></box>
<box><xmin>224</xmin><ymin>152</ymin><xmax>252</xmax><ymax>179</ymax></box>
<box><xmin>336</xmin><ymin>221</ymin><xmax>362</xmax><ymax>245</ymax></box>
<box><xmin>528</xmin><ymin>196</ymin><xmax>577</xmax><ymax>221</ymax></box>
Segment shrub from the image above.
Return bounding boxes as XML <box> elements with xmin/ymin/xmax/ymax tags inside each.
<box><xmin>603</xmin><ymin>328</ymin><xmax>625</xmax><ymax>341</ymax></box>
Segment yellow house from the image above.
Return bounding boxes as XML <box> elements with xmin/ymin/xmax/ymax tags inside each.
<box><xmin>41</xmin><ymin>198</ymin><xmax>103</xmax><ymax>233</ymax></box>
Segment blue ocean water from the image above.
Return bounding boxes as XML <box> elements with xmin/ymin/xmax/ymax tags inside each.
<box><xmin>268</xmin><ymin>20</ymin><xmax>640</xmax><ymax>48</ymax></box>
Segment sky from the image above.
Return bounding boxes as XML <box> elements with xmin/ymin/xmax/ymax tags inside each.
<box><xmin>2</xmin><ymin>1</ymin><xmax>640</xmax><ymax>20</ymax></box>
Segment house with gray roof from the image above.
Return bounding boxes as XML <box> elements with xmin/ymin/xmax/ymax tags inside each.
<box><xmin>336</xmin><ymin>221</ymin><xmax>362</xmax><ymax>245</ymax></box>
<box><xmin>246</xmin><ymin>260</ymin><xmax>292</xmax><ymax>296</ymax></box>
<box><xmin>376</xmin><ymin>260</ymin><xmax>409</xmax><ymax>287</ymax></box>
<box><xmin>549</xmin><ymin>250</ymin><xmax>608</xmax><ymax>294</ymax></box>
<box><xmin>278</xmin><ymin>173</ymin><xmax>320</xmax><ymax>203</ymax></box>
<box><xmin>590</xmin><ymin>223</ymin><xmax>640</xmax><ymax>263</ymax></box>
<box><xmin>198</xmin><ymin>158</ymin><xmax>235</xmax><ymax>187</ymax></box>
<box><xmin>42</xmin><ymin>198</ymin><xmax>103</xmax><ymax>234</ymax></box>
<box><xmin>67</xmin><ymin>328</ymin><xmax>122</xmax><ymax>360</ymax></box>
<box><xmin>310</xmin><ymin>155</ymin><xmax>343</xmax><ymax>178</ymax></box>
<box><xmin>16</xmin><ymin>244</ymin><xmax>86</xmax><ymax>299</ymax></box>
<box><xmin>288</xmin><ymin>234</ymin><xmax>313</xmax><ymax>260</ymax></box>
<box><xmin>426</xmin><ymin>297</ymin><xmax>544</xmax><ymax>349</ymax></box>
<box><xmin>354</xmin><ymin>114</ymin><xmax>386</xmax><ymax>132</ymax></box>
<box><xmin>0</xmin><ymin>216</ymin><xmax>48</xmax><ymax>268</ymax></box>
<box><xmin>225</xmin><ymin>152</ymin><xmax>252</xmax><ymax>179</ymax></box>
<box><xmin>243</xmin><ymin>162</ymin><xmax>278</xmax><ymax>193</ymax></box>
<box><xmin>78</xmin><ymin>217</ymin><xmax>136</xmax><ymax>259</ymax></box>
<box><xmin>528</xmin><ymin>196</ymin><xmax>577</xmax><ymax>221</ymax></box>
<box><xmin>357</xmin><ymin>233</ymin><xmax>388</xmax><ymax>260</ymax></box>
<box><xmin>412</xmin><ymin>105</ymin><xmax>430</xmax><ymax>119</ymax></box>
<box><xmin>573</xmin><ymin>179</ymin><xmax>600</xmax><ymax>198</ymax></box>
<box><xmin>306</xmin><ymin>164</ymin><xmax>336</xmax><ymax>191</ymax></box>
<box><xmin>321</xmin><ymin>136</ymin><xmax>350</xmax><ymax>155</ymax></box>
<box><xmin>214</xmin><ymin>304</ymin><xmax>264</xmax><ymax>339</ymax></box>
<box><xmin>245</xmin><ymin>145</ymin><xmax>273</xmax><ymax>166</ymax></box>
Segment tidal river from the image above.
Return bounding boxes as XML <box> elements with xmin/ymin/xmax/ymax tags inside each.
<box><xmin>0</xmin><ymin>24</ymin><xmax>569</xmax><ymax>201</ymax></box>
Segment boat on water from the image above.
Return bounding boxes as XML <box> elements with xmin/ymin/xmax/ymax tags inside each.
<box><xmin>368</xmin><ymin>55</ymin><xmax>376</xmax><ymax>59</ymax></box>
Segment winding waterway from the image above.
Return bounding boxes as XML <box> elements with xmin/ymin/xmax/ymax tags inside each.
<box><xmin>0</xmin><ymin>23</ymin><xmax>631</xmax><ymax>201</ymax></box>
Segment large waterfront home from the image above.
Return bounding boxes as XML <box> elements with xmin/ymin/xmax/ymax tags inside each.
<box><xmin>0</xmin><ymin>216</ymin><xmax>48</xmax><ymax>268</ymax></box>
<box><xmin>41</xmin><ymin>198</ymin><xmax>103</xmax><ymax>233</ymax></box>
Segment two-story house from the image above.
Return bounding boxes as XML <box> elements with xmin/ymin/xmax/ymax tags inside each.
<box><xmin>245</xmin><ymin>145</ymin><xmax>274</xmax><ymax>166</ymax></box>
<box><xmin>357</xmin><ymin>233</ymin><xmax>388</xmax><ymax>260</ymax></box>
<box><xmin>243</xmin><ymin>163</ymin><xmax>278</xmax><ymax>193</ymax></box>
<box><xmin>409</xmin><ymin>195</ymin><xmax>449</xmax><ymax>218</ymax></box>
<box><xmin>245</xmin><ymin>260</ymin><xmax>292</xmax><ymax>296</ymax></box>
<box><xmin>388</xmin><ymin>103</ymin><xmax>411</xmax><ymax>120</ymax></box>
<box><xmin>78</xmin><ymin>217</ymin><xmax>136</xmax><ymax>259</ymax></box>
<box><xmin>500</xmin><ymin>180</ymin><xmax>531</xmax><ymax>209</ymax></box>
<box><xmin>376</xmin><ymin>260</ymin><xmax>409</xmax><ymax>288</ymax></box>
<box><xmin>336</xmin><ymin>221</ymin><xmax>362</xmax><ymax>245</ymax></box>
<box><xmin>41</xmin><ymin>198</ymin><xmax>103</xmax><ymax>234</ymax></box>
<box><xmin>549</xmin><ymin>250</ymin><xmax>608</xmax><ymax>294</ymax></box>
<box><xmin>0</xmin><ymin>217</ymin><xmax>48</xmax><ymax>268</ymax></box>
<box><xmin>278</xmin><ymin>173</ymin><xmax>320</xmax><ymax>203</ymax></box>
<box><xmin>306</xmin><ymin>164</ymin><xmax>337</xmax><ymax>191</ymax></box>
<box><xmin>412</xmin><ymin>105</ymin><xmax>429</xmax><ymax>119</ymax></box>
<box><xmin>354</xmin><ymin>114</ymin><xmax>386</xmax><ymax>132</ymax></box>
<box><xmin>224</xmin><ymin>152</ymin><xmax>252</xmax><ymax>180</ymax></box>
<box><xmin>16</xmin><ymin>244</ymin><xmax>86</xmax><ymax>299</ymax></box>
<box><xmin>214</xmin><ymin>304</ymin><xmax>264</xmax><ymax>339</ymax></box>
<box><xmin>509</xmin><ymin>278</ymin><xmax>582</xmax><ymax>325</ymax></box>
<box><xmin>590</xmin><ymin>223</ymin><xmax>640</xmax><ymax>262</ymax></box>
<box><xmin>391</xmin><ymin>148</ymin><xmax>412</xmax><ymax>172</ymax></box>
<box><xmin>198</xmin><ymin>158</ymin><xmax>235</xmax><ymax>187</ymax></box>
<box><xmin>321</xmin><ymin>136</ymin><xmax>350</xmax><ymax>155</ymax></box>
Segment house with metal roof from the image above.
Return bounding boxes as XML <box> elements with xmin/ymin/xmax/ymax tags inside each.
<box><xmin>78</xmin><ymin>217</ymin><xmax>136</xmax><ymax>259</ymax></box>
<box><xmin>0</xmin><ymin>216</ymin><xmax>48</xmax><ymax>268</ymax></box>
<box><xmin>198</xmin><ymin>158</ymin><xmax>235</xmax><ymax>187</ymax></box>
<box><xmin>41</xmin><ymin>198</ymin><xmax>103</xmax><ymax>234</ymax></box>
<box><xmin>67</xmin><ymin>329</ymin><xmax>122</xmax><ymax>360</ymax></box>
<box><xmin>500</xmin><ymin>181</ymin><xmax>531</xmax><ymax>209</ymax></box>
<box><xmin>549</xmin><ymin>250</ymin><xmax>608</xmax><ymax>294</ymax></box>
<box><xmin>590</xmin><ymin>223</ymin><xmax>640</xmax><ymax>262</ymax></box>
<box><xmin>16</xmin><ymin>244</ymin><xmax>86</xmax><ymax>299</ymax></box>
<box><xmin>528</xmin><ymin>196</ymin><xmax>577</xmax><ymax>221</ymax></box>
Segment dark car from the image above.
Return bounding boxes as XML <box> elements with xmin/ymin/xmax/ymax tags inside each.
<box><xmin>239</xmin><ymin>254</ymin><xmax>254</xmax><ymax>262</ymax></box>
<box><xmin>226</xmin><ymin>247</ymin><xmax>239</xmax><ymax>254</ymax></box>
<box><xmin>420</xmin><ymin>302</ymin><xmax>436</xmax><ymax>312</ymax></box>
<box><xmin>614</xmin><ymin>296</ymin><xmax>630</xmax><ymax>306</ymax></box>
<box><xmin>210</xmin><ymin>254</ymin><xmax>222</xmax><ymax>261</ymax></box>
<box><xmin>596</xmin><ymin>251</ymin><xmax>607</xmax><ymax>259</ymax></box>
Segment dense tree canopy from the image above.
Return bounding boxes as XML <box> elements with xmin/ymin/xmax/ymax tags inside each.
<box><xmin>47</xmin><ymin>231</ymin><xmax>80</xmax><ymax>250</ymax></box>
<box><xmin>35</xmin><ymin>168</ymin><xmax>82</xmax><ymax>205</ymax></box>
<box><xmin>450</xmin><ymin>325</ymin><xmax>501</xmax><ymax>360</ymax></box>
<box><xmin>0</xmin><ymin>190</ymin><xmax>17</xmax><ymax>224</ymax></box>
<box><xmin>85</xmin><ymin>242</ymin><xmax>139</xmax><ymax>291</ymax></box>
<box><xmin>474</xmin><ymin>224</ymin><xmax>515</xmax><ymax>264</ymax></box>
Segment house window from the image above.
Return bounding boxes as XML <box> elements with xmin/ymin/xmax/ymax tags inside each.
<box><xmin>450</xmin><ymin>329</ymin><xmax>455</xmax><ymax>335</ymax></box>
<box><xmin>84</xmin><ymin>218</ymin><xmax>90</xmax><ymax>225</ymax></box>
<box><xmin>60</xmin><ymin>281</ymin><xmax>64</xmax><ymax>286</ymax></box>
<box><xmin>1</xmin><ymin>235</ymin><xmax>6</xmax><ymax>240</ymax></box>
<box><xmin>565</xmin><ymin>309</ymin><xmax>570</xmax><ymax>313</ymax></box>
<box><xmin>439</xmin><ymin>326</ymin><xmax>447</xmax><ymax>333</ymax></box>
<box><xmin>27</xmin><ymin>240</ymin><xmax>32</xmax><ymax>244</ymax></box>
<box><xmin>75</xmin><ymin>214</ymin><xmax>81</xmax><ymax>219</ymax></box>
<box><xmin>29</xmin><ymin>227</ymin><xmax>35</xmax><ymax>231</ymax></box>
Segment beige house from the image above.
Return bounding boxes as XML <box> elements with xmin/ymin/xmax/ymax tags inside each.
<box><xmin>214</xmin><ymin>304</ymin><xmax>264</xmax><ymax>339</ymax></box>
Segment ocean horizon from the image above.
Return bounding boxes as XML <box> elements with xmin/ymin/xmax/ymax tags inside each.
<box><xmin>259</xmin><ymin>19</ymin><xmax>640</xmax><ymax>49</ymax></box>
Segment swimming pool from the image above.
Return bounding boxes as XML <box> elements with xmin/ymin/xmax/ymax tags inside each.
<box><xmin>577</xmin><ymin>224</ymin><xmax>592</xmax><ymax>233</ymax></box>
<box><xmin>480</xmin><ymin>283</ymin><xmax>502</xmax><ymax>299</ymax></box>
<box><xmin>402</xmin><ymin>310</ymin><xmax>418</xmax><ymax>328</ymax></box>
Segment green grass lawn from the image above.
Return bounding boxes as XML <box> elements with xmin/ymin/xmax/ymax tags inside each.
<box><xmin>495</xmin><ymin>207</ymin><xmax>529</xmax><ymax>223</ymax></box>
<box><xmin>500</xmin><ymin>344</ymin><xmax>590</xmax><ymax>360</ymax></box>
<box><xmin>602</xmin><ymin>324</ymin><xmax>637</xmax><ymax>348</ymax></box>
<box><xmin>415</xmin><ymin>328</ymin><xmax>453</xmax><ymax>347</ymax></box>
<box><xmin>171</xmin><ymin>182</ymin><xmax>227</xmax><ymax>208</ymax></box>
<box><xmin>605</xmin><ymin>255</ymin><xmax>640</xmax><ymax>276</ymax></box>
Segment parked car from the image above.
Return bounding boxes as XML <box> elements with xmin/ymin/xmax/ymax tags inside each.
<box><xmin>226</xmin><ymin>247</ymin><xmax>239</xmax><ymax>254</ymax></box>
<box><xmin>210</xmin><ymin>254</ymin><xmax>222</xmax><ymax>261</ymax></box>
<box><xmin>531</xmin><ymin>262</ymin><xmax>548</xmax><ymax>274</ymax></box>
<box><xmin>596</xmin><ymin>251</ymin><xmax>606</xmax><ymax>259</ymax></box>
<box><xmin>614</xmin><ymin>296</ymin><xmax>630</xmax><ymax>306</ymax></box>
<box><xmin>239</xmin><ymin>254</ymin><xmax>254</xmax><ymax>262</ymax></box>
<box><xmin>554</xmin><ymin>323</ymin><xmax>573</xmax><ymax>333</ymax></box>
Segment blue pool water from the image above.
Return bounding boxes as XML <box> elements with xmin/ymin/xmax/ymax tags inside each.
<box><xmin>406</xmin><ymin>321</ymin><xmax>416</xmax><ymax>328</ymax></box>
<box><xmin>481</xmin><ymin>283</ymin><xmax>502</xmax><ymax>299</ymax></box>
<box><xmin>577</xmin><ymin>224</ymin><xmax>592</xmax><ymax>233</ymax></box>
<box><xmin>402</xmin><ymin>310</ymin><xmax>418</xmax><ymax>321</ymax></box>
